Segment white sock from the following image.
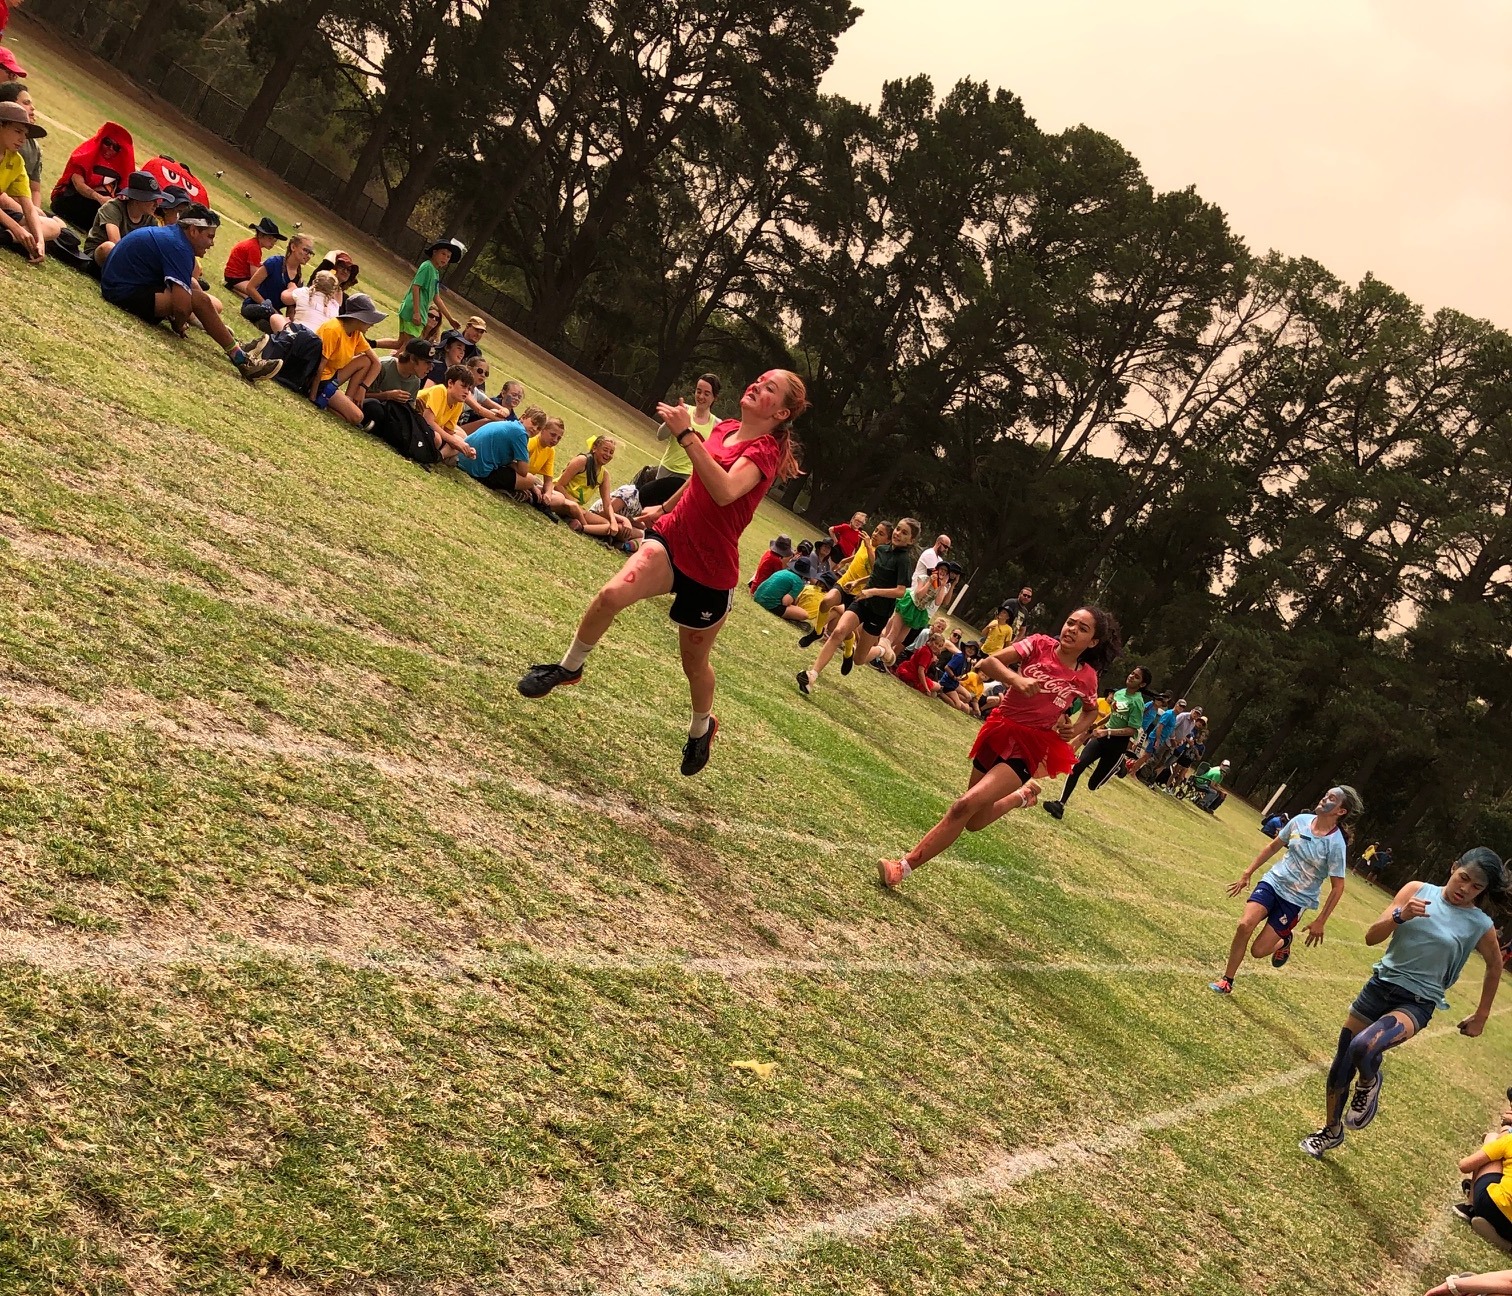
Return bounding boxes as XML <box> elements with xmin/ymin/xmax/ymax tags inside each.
<box><xmin>898</xmin><ymin>857</ymin><xmax>914</xmax><ymax>877</ymax></box>
<box><xmin>689</xmin><ymin>711</ymin><xmax>711</xmax><ymax>738</ymax></box>
<box><xmin>560</xmin><ymin>636</ymin><xmax>596</xmax><ymax>671</ymax></box>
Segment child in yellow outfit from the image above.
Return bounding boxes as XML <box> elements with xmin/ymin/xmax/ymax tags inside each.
<box><xmin>1455</xmin><ymin>1120</ymin><xmax>1512</xmax><ymax>1250</ymax></box>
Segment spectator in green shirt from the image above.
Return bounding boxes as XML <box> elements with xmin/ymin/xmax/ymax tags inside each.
<box><xmin>397</xmin><ymin>238</ymin><xmax>462</xmax><ymax>342</ymax></box>
<box><xmin>1193</xmin><ymin>759</ymin><xmax>1230</xmax><ymax>813</ymax></box>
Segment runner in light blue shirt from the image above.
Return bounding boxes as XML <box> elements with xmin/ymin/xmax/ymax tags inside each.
<box><xmin>1301</xmin><ymin>847</ymin><xmax>1506</xmax><ymax>1159</ymax></box>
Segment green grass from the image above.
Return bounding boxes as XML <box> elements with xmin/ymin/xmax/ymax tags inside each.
<box><xmin>1</xmin><ymin>18</ymin><xmax>1509</xmax><ymax>1294</ymax></box>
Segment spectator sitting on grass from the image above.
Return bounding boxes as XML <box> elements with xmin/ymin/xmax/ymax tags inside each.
<box><xmin>0</xmin><ymin>85</ymin><xmax>65</xmax><ymax>249</ymax></box>
<box><xmin>223</xmin><ymin>216</ymin><xmax>281</xmax><ymax>298</ymax></box>
<box><xmin>49</xmin><ymin>119</ymin><xmax>131</xmax><ymax>232</ymax></box>
<box><xmin>456</xmin><ymin>315</ymin><xmax>487</xmax><ymax>360</ymax></box>
<box><xmin>83</xmin><ymin>168</ymin><xmax>160</xmax><ymax>270</ymax></box>
<box><xmin>414</xmin><ymin>365</ymin><xmax>481</xmax><ymax>466</ymax></box>
<box><xmin>456</xmin><ymin>355</ymin><xmax>513</xmax><ymax>429</ymax></box>
<box><xmin>310</xmin><ymin>292</ymin><xmax>384</xmax><ymax>423</ymax></box>
<box><xmin>242</xmin><ymin>232</ymin><xmax>313</xmax><ymax>334</ymax></box>
<box><xmin>155</xmin><ymin>186</ymin><xmax>221</xmax><ymax>318</ymax></box>
<box><xmin>423</xmin><ymin>332</ymin><xmax>468</xmax><ymax>389</ymax></box>
<box><xmin>453</xmin><ymin>407</ymin><xmax>541</xmax><ymax>491</ymax></box>
<box><xmin>99</xmin><ymin>203</ymin><xmax>281</xmax><ymax>382</ymax></box>
<box><xmin>0</xmin><ymin>98</ymin><xmax>45</xmax><ymax>264</ymax></box>
<box><xmin>395</xmin><ymin>237</ymin><xmax>462</xmax><ymax>347</ymax></box>
<box><xmin>753</xmin><ymin>565</ymin><xmax>813</xmax><ymax>626</ymax></box>
<box><xmin>360</xmin><ymin>342</ymin><xmax>462</xmax><ymax>465</ymax></box>
<box><xmin>748</xmin><ymin>534</ymin><xmax>794</xmax><ymax>591</ymax></box>
<box><xmin>894</xmin><ymin>631</ymin><xmax>947</xmax><ymax>694</ymax></box>
<box><xmin>494</xmin><ymin>377</ymin><xmax>524</xmax><ymax>416</ymax></box>
<box><xmin>312</xmin><ymin>249</ymin><xmax>358</xmax><ymax>305</ymax></box>
<box><xmin>286</xmin><ymin>269</ymin><xmax>343</xmax><ymax>332</ymax></box>
<box><xmin>552</xmin><ymin>437</ymin><xmax>631</xmax><ymax>540</ymax></box>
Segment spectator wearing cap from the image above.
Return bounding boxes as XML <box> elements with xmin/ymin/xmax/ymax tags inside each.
<box><xmin>0</xmin><ymin>85</ymin><xmax>62</xmax><ymax>250</ymax></box>
<box><xmin>312</xmin><ymin>249</ymin><xmax>359</xmax><ymax>306</ymax></box>
<box><xmin>424</xmin><ymin>331</ymin><xmax>468</xmax><ymax>388</ymax></box>
<box><xmin>242</xmin><ymin>232</ymin><xmax>313</xmax><ymax>332</ymax></box>
<box><xmin>360</xmin><ymin>339</ymin><xmax>451</xmax><ymax>463</ymax></box>
<box><xmin>0</xmin><ymin>45</ymin><xmax>24</xmax><ymax>82</ymax></box>
<box><xmin>99</xmin><ymin>203</ymin><xmax>281</xmax><ymax>382</ymax></box>
<box><xmin>457</xmin><ymin>315</ymin><xmax>487</xmax><ymax>360</ymax></box>
<box><xmin>223</xmin><ymin>216</ymin><xmax>282</xmax><ymax>298</ymax></box>
<box><xmin>0</xmin><ymin>98</ymin><xmax>45</xmax><ymax>263</ymax></box>
<box><xmin>83</xmin><ymin>168</ymin><xmax>160</xmax><ymax>269</ymax></box>
<box><xmin>748</xmin><ymin>534</ymin><xmax>794</xmax><ymax>592</ymax></box>
<box><xmin>310</xmin><ymin>292</ymin><xmax>385</xmax><ymax>424</ymax></box>
<box><xmin>397</xmin><ymin>237</ymin><xmax>463</xmax><ymax>345</ymax></box>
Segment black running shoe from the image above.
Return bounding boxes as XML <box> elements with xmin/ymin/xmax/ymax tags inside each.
<box><xmin>796</xmin><ymin>669</ymin><xmax>811</xmax><ymax>696</ymax></box>
<box><xmin>1343</xmin><ymin>1072</ymin><xmax>1382</xmax><ymax>1130</ymax></box>
<box><xmin>1452</xmin><ymin>1202</ymin><xmax>1474</xmax><ymax>1223</ymax></box>
<box><xmin>517</xmin><ymin>663</ymin><xmax>583</xmax><ymax>698</ymax></box>
<box><xmin>1271</xmin><ymin>930</ymin><xmax>1293</xmax><ymax>969</ymax></box>
<box><xmin>681</xmin><ymin>716</ymin><xmax>719</xmax><ymax>777</ymax></box>
<box><xmin>1299</xmin><ymin>1126</ymin><xmax>1345</xmax><ymax>1159</ymax></box>
<box><xmin>798</xmin><ymin>630</ymin><xmax>821</xmax><ymax>648</ymax></box>
<box><xmin>840</xmin><ymin>654</ymin><xmax>854</xmax><ymax>675</ymax></box>
<box><xmin>1042</xmin><ymin>799</ymin><xmax>1065</xmax><ymax>820</ymax></box>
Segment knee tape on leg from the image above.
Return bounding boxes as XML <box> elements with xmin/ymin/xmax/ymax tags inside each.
<box><xmin>1326</xmin><ymin>1026</ymin><xmax>1356</xmax><ymax>1094</ymax></box>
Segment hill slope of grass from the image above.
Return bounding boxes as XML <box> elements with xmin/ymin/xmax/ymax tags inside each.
<box><xmin>1</xmin><ymin>22</ymin><xmax>1508</xmax><ymax>1295</ymax></box>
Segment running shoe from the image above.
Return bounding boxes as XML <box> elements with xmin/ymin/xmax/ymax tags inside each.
<box><xmin>1042</xmin><ymin>800</ymin><xmax>1065</xmax><ymax>820</ymax></box>
<box><xmin>1271</xmin><ymin>931</ymin><xmax>1293</xmax><ymax>969</ymax></box>
<box><xmin>517</xmin><ymin>662</ymin><xmax>583</xmax><ymax>698</ymax></box>
<box><xmin>680</xmin><ymin>716</ymin><xmax>718</xmax><ymax>777</ymax></box>
<box><xmin>877</xmin><ymin>858</ymin><xmax>905</xmax><ymax>888</ymax></box>
<box><xmin>1452</xmin><ymin>1202</ymin><xmax>1475</xmax><ymax>1223</ymax></box>
<box><xmin>1343</xmin><ymin>1073</ymin><xmax>1382</xmax><ymax>1130</ymax></box>
<box><xmin>840</xmin><ymin>654</ymin><xmax>854</xmax><ymax>675</ymax></box>
<box><xmin>1299</xmin><ymin>1126</ymin><xmax>1345</xmax><ymax>1159</ymax></box>
<box><xmin>241</xmin><ymin>356</ymin><xmax>282</xmax><ymax>382</ymax></box>
<box><xmin>1208</xmin><ymin>976</ymin><xmax>1233</xmax><ymax>995</ymax></box>
<box><xmin>798</xmin><ymin>630</ymin><xmax>821</xmax><ymax>648</ymax></box>
<box><xmin>796</xmin><ymin>669</ymin><xmax>812</xmax><ymax>696</ymax></box>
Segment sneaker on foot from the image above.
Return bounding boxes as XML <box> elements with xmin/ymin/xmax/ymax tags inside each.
<box><xmin>1452</xmin><ymin>1202</ymin><xmax>1475</xmax><ymax>1223</ymax></box>
<box><xmin>517</xmin><ymin>662</ymin><xmax>583</xmax><ymax>698</ymax></box>
<box><xmin>681</xmin><ymin>716</ymin><xmax>718</xmax><ymax>776</ymax></box>
<box><xmin>795</xmin><ymin>669</ymin><xmax>811</xmax><ymax>697</ymax></box>
<box><xmin>840</xmin><ymin>654</ymin><xmax>854</xmax><ymax>675</ymax></box>
<box><xmin>1343</xmin><ymin>1073</ymin><xmax>1382</xmax><ymax>1130</ymax></box>
<box><xmin>1042</xmin><ymin>799</ymin><xmax>1065</xmax><ymax>820</ymax></box>
<box><xmin>241</xmin><ymin>356</ymin><xmax>282</xmax><ymax>382</ymax></box>
<box><xmin>878</xmin><ymin>858</ymin><xmax>905</xmax><ymax>888</ymax></box>
<box><xmin>798</xmin><ymin>630</ymin><xmax>821</xmax><ymax>648</ymax></box>
<box><xmin>245</xmin><ymin>333</ymin><xmax>271</xmax><ymax>360</ymax></box>
<box><xmin>1299</xmin><ymin>1126</ymin><xmax>1345</xmax><ymax>1159</ymax></box>
<box><xmin>1271</xmin><ymin>930</ymin><xmax>1294</xmax><ymax>969</ymax></box>
<box><xmin>1208</xmin><ymin>976</ymin><xmax>1233</xmax><ymax>995</ymax></box>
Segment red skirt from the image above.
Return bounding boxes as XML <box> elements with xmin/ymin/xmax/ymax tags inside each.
<box><xmin>970</xmin><ymin>713</ymin><xmax>1077</xmax><ymax>779</ymax></box>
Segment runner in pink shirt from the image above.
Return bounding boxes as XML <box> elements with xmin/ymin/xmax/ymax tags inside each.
<box><xmin>879</xmin><ymin>606</ymin><xmax>1122</xmax><ymax>888</ymax></box>
<box><xmin>518</xmin><ymin>370</ymin><xmax>808</xmax><ymax>776</ymax></box>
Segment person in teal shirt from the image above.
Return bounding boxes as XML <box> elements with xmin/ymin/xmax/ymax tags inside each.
<box><xmin>752</xmin><ymin>567</ymin><xmax>810</xmax><ymax>623</ymax></box>
<box><xmin>1042</xmin><ymin>664</ymin><xmax>1151</xmax><ymax>819</ymax></box>
<box><xmin>1301</xmin><ymin>847</ymin><xmax>1507</xmax><ymax>1159</ymax></box>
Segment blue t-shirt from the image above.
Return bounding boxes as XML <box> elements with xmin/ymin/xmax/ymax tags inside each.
<box><xmin>1153</xmin><ymin>708</ymin><xmax>1178</xmax><ymax>744</ymax></box>
<box><xmin>1262</xmin><ymin>814</ymin><xmax>1347</xmax><ymax>910</ymax></box>
<box><xmin>938</xmin><ymin>649</ymin><xmax>969</xmax><ymax>689</ymax></box>
<box><xmin>753</xmin><ymin>569</ymin><xmax>805</xmax><ymax>611</ymax></box>
<box><xmin>1141</xmin><ymin>700</ymin><xmax>1159</xmax><ymax>732</ymax></box>
<box><xmin>1376</xmin><ymin>882</ymin><xmax>1493</xmax><ymax>1009</ymax></box>
<box><xmin>100</xmin><ymin>224</ymin><xmax>196</xmax><ymax>300</ymax></box>
<box><xmin>257</xmin><ymin>254</ymin><xmax>301</xmax><ymax>304</ymax></box>
<box><xmin>456</xmin><ymin>419</ymin><xmax>530</xmax><ymax>481</ymax></box>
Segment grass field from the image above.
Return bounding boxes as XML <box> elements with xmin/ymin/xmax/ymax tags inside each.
<box><xmin>2</xmin><ymin>17</ymin><xmax>1511</xmax><ymax>1296</ymax></box>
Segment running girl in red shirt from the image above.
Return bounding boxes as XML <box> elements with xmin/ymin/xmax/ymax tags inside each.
<box><xmin>518</xmin><ymin>370</ymin><xmax>807</xmax><ymax>775</ymax></box>
<box><xmin>878</xmin><ymin>606</ymin><xmax>1121</xmax><ymax>887</ymax></box>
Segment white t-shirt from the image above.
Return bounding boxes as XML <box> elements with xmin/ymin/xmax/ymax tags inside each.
<box><xmin>289</xmin><ymin>285</ymin><xmax>343</xmax><ymax>331</ymax></box>
<box><xmin>913</xmin><ymin>546</ymin><xmax>944</xmax><ymax>584</ymax></box>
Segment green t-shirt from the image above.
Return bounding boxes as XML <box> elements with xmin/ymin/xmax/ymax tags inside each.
<box><xmin>1106</xmin><ymin>688</ymin><xmax>1145</xmax><ymax>734</ymax></box>
<box><xmin>370</xmin><ymin>356</ymin><xmax>421</xmax><ymax>401</ymax></box>
<box><xmin>84</xmin><ymin>198</ymin><xmax>156</xmax><ymax>256</ymax></box>
<box><xmin>1193</xmin><ymin>766</ymin><xmax>1224</xmax><ymax>787</ymax></box>
<box><xmin>401</xmin><ymin>258</ymin><xmax>441</xmax><ymax>332</ymax></box>
<box><xmin>21</xmin><ymin>138</ymin><xmax>42</xmax><ymax>188</ymax></box>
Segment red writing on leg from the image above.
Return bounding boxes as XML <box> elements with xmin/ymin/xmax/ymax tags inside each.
<box><xmin>624</xmin><ymin>571</ymin><xmax>637</xmax><ymax>584</ymax></box>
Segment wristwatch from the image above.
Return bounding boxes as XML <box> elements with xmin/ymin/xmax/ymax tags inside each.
<box><xmin>1391</xmin><ymin>907</ymin><xmax>1405</xmax><ymax>925</ymax></box>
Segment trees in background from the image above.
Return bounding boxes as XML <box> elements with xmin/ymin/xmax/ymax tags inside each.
<box><xmin>41</xmin><ymin>0</ymin><xmax>1512</xmax><ymax>877</ymax></box>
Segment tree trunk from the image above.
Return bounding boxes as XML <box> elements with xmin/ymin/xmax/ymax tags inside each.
<box><xmin>118</xmin><ymin>0</ymin><xmax>178</xmax><ymax>74</ymax></box>
<box><xmin>1201</xmin><ymin>685</ymin><xmax>1259</xmax><ymax>762</ymax></box>
<box><xmin>1233</xmin><ymin>710</ymin><xmax>1301</xmax><ymax>798</ymax></box>
<box><xmin>376</xmin><ymin>135</ymin><xmax>443</xmax><ymax>241</ymax></box>
<box><xmin>232</xmin><ymin>0</ymin><xmax>332</xmax><ymax>150</ymax></box>
<box><xmin>336</xmin><ymin>28</ymin><xmax>435</xmax><ymax>221</ymax></box>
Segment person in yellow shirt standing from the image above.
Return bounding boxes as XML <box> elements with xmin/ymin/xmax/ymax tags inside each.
<box><xmin>312</xmin><ymin>293</ymin><xmax>384</xmax><ymax>424</ymax></box>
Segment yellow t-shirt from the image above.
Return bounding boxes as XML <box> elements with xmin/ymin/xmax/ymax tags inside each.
<box><xmin>1484</xmin><ymin>1133</ymin><xmax>1512</xmax><ymax>1219</ymax></box>
<box><xmin>1096</xmin><ymin>697</ymin><xmax>1113</xmax><ymax>721</ymax></box>
<box><xmin>839</xmin><ymin>544</ymin><xmax>874</xmax><ymax>593</ymax></box>
<box><xmin>0</xmin><ymin>149</ymin><xmax>27</xmax><ymax>202</ymax></box>
<box><xmin>417</xmin><ymin>383</ymin><xmax>463</xmax><ymax>433</ymax></box>
<box><xmin>960</xmin><ymin>671</ymin><xmax>985</xmax><ymax>698</ymax></box>
<box><xmin>316</xmin><ymin>319</ymin><xmax>373</xmax><ymax>382</ymax></box>
<box><xmin>982</xmin><ymin>621</ymin><xmax>1013</xmax><ymax>655</ymax></box>
<box><xmin>527</xmin><ymin>434</ymin><xmax>556</xmax><ymax>479</ymax></box>
<box><xmin>793</xmin><ymin>583</ymin><xmax>826</xmax><ymax>631</ymax></box>
<box><xmin>561</xmin><ymin>457</ymin><xmax>603</xmax><ymax>505</ymax></box>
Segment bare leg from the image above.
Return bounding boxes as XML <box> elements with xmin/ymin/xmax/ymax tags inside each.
<box><xmin>891</xmin><ymin>762</ymin><xmax>1040</xmax><ymax>874</ymax></box>
<box><xmin>575</xmin><ymin>542</ymin><xmax>675</xmax><ymax>646</ymax></box>
<box><xmin>1220</xmin><ymin>901</ymin><xmax>1270</xmax><ymax>980</ymax></box>
<box><xmin>678</xmin><ymin>620</ymin><xmax>724</xmax><ymax>717</ymax></box>
<box><xmin>808</xmin><ymin>608</ymin><xmax>863</xmax><ymax>680</ymax></box>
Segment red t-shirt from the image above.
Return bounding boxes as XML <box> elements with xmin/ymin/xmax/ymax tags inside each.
<box><xmin>829</xmin><ymin>522</ymin><xmax>863</xmax><ymax>558</ymax></box>
<box><xmin>748</xmin><ymin>548</ymin><xmax>786</xmax><ymax>592</ymax></box>
<box><xmin>895</xmin><ymin>644</ymin><xmax>935</xmax><ymax>691</ymax></box>
<box><xmin>988</xmin><ymin>633</ymin><xmax>1098</xmax><ymax>730</ymax></box>
<box><xmin>224</xmin><ymin>236</ymin><xmax>263</xmax><ymax>284</ymax></box>
<box><xmin>656</xmin><ymin>420</ymin><xmax>781</xmax><ymax>590</ymax></box>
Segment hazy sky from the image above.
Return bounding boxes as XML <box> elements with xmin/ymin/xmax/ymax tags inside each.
<box><xmin>820</xmin><ymin>0</ymin><xmax>1512</xmax><ymax>327</ymax></box>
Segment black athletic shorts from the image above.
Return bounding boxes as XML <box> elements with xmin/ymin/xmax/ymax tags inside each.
<box><xmin>855</xmin><ymin>595</ymin><xmax>892</xmax><ymax>637</ymax></box>
<box><xmin>103</xmin><ymin>284</ymin><xmax>163</xmax><ymax>324</ymax></box>
<box><xmin>643</xmin><ymin>528</ymin><xmax>733</xmax><ymax>630</ymax></box>
<box><xmin>1474</xmin><ymin>1175</ymin><xmax>1512</xmax><ymax>1242</ymax></box>
<box><xmin>972</xmin><ymin>750</ymin><xmax>1033</xmax><ymax>783</ymax></box>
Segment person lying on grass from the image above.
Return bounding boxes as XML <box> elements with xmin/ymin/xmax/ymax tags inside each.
<box><xmin>1208</xmin><ymin>785</ymin><xmax>1361</xmax><ymax>996</ymax></box>
<box><xmin>878</xmin><ymin>606</ymin><xmax>1120</xmax><ymax>889</ymax></box>
<box><xmin>99</xmin><ymin>203</ymin><xmax>281</xmax><ymax>382</ymax></box>
<box><xmin>1301</xmin><ymin>848</ymin><xmax>1505</xmax><ymax>1160</ymax></box>
<box><xmin>519</xmin><ymin>370</ymin><xmax>808</xmax><ymax>777</ymax></box>
<box><xmin>0</xmin><ymin>99</ymin><xmax>45</xmax><ymax>264</ymax></box>
<box><xmin>310</xmin><ymin>293</ymin><xmax>385</xmax><ymax>423</ymax></box>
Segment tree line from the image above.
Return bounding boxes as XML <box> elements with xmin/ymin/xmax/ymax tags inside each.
<box><xmin>52</xmin><ymin>0</ymin><xmax>1512</xmax><ymax>876</ymax></box>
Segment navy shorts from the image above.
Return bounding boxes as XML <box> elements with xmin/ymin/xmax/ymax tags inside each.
<box><xmin>1248</xmin><ymin>879</ymin><xmax>1303</xmax><ymax>938</ymax></box>
<box><xmin>103</xmin><ymin>284</ymin><xmax>163</xmax><ymax>324</ymax></box>
<box><xmin>1349</xmin><ymin>971</ymin><xmax>1436</xmax><ymax>1032</ymax></box>
<box><xmin>1473</xmin><ymin>1174</ymin><xmax>1512</xmax><ymax>1242</ymax></box>
<box><xmin>642</xmin><ymin>529</ymin><xmax>733</xmax><ymax>630</ymax></box>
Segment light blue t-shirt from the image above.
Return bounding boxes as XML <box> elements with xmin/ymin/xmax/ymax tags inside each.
<box><xmin>1376</xmin><ymin>882</ymin><xmax>1493</xmax><ymax>1009</ymax></box>
<box><xmin>1262</xmin><ymin>814</ymin><xmax>1347</xmax><ymax>910</ymax></box>
<box><xmin>456</xmin><ymin>419</ymin><xmax>530</xmax><ymax>481</ymax></box>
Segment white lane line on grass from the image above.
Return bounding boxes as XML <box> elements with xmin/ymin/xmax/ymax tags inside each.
<box><xmin>612</xmin><ymin>1015</ymin><xmax>1494</xmax><ymax>1296</ymax></box>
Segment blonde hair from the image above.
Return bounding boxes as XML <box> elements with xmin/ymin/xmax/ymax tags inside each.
<box><xmin>310</xmin><ymin>269</ymin><xmax>340</xmax><ymax>306</ymax></box>
<box><xmin>519</xmin><ymin>404</ymin><xmax>548</xmax><ymax>431</ymax></box>
<box><xmin>542</xmin><ymin>415</ymin><xmax>565</xmax><ymax>434</ymax></box>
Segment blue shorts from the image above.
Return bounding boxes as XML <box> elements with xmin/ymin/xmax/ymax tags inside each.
<box><xmin>1349</xmin><ymin>972</ymin><xmax>1436</xmax><ymax>1032</ymax></box>
<box><xmin>1248</xmin><ymin>879</ymin><xmax>1302</xmax><ymax>938</ymax></box>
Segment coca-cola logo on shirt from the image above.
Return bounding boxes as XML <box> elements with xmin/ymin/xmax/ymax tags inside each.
<box><xmin>1021</xmin><ymin>659</ymin><xmax>1091</xmax><ymax>709</ymax></box>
